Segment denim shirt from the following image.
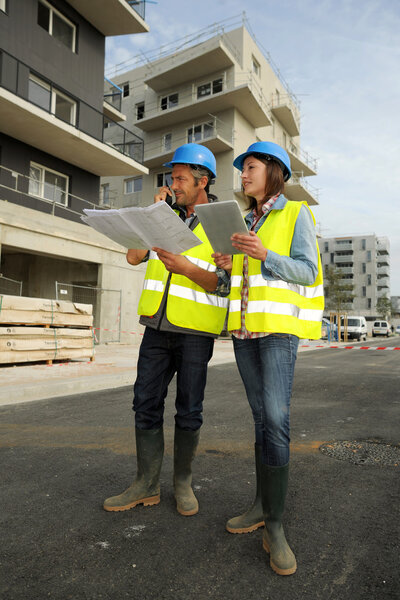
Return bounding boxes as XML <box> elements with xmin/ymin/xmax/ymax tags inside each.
<box><xmin>246</xmin><ymin>195</ymin><xmax>318</xmax><ymax>286</ymax></box>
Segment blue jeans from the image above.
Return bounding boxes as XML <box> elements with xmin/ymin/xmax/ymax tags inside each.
<box><xmin>233</xmin><ymin>333</ymin><xmax>299</xmax><ymax>466</ymax></box>
<box><xmin>133</xmin><ymin>327</ymin><xmax>214</xmax><ymax>431</ymax></box>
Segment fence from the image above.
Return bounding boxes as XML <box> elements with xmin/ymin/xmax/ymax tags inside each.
<box><xmin>0</xmin><ymin>274</ymin><xmax>23</xmax><ymax>296</ymax></box>
<box><xmin>55</xmin><ymin>282</ymin><xmax>122</xmax><ymax>344</ymax></box>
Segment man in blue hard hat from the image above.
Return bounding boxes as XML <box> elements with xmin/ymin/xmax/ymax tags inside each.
<box><xmin>103</xmin><ymin>144</ymin><xmax>229</xmax><ymax>517</ymax></box>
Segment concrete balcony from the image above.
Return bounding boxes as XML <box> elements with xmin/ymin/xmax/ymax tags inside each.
<box><xmin>271</xmin><ymin>92</ymin><xmax>300</xmax><ymax>137</ymax></box>
<box><xmin>284</xmin><ymin>172</ymin><xmax>319</xmax><ymax>205</ymax></box>
<box><xmin>143</xmin><ymin>119</ymin><xmax>234</xmax><ymax>169</ymax></box>
<box><xmin>377</xmin><ymin>277</ymin><xmax>390</xmax><ymax>289</ymax></box>
<box><xmin>286</xmin><ymin>141</ymin><xmax>317</xmax><ymax>177</ymax></box>
<box><xmin>136</xmin><ymin>74</ymin><xmax>271</xmax><ymax>132</ymax></box>
<box><xmin>0</xmin><ymin>51</ymin><xmax>148</xmax><ymax>177</ymax></box>
<box><xmin>334</xmin><ymin>240</ymin><xmax>353</xmax><ymax>251</ymax></box>
<box><xmin>335</xmin><ymin>266</ymin><xmax>354</xmax><ymax>275</ymax></box>
<box><xmin>144</xmin><ymin>36</ymin><xmax>238</xmax><ymax>92</ymax></box>
<box><xmin>377</xmin><ymin>266</ymin><xmax>390</xmax><ymax>277</ymax></box>
<box><xmin>66</xmin><ymin>0</ymin><xmax>149</xmax><ymax>35</ymax></box>
<box><xmin>376</xmin><ymin>238</ymin><xmax>389</xmax><ymax>255</ymax></box>
<box><xmin>334</xmin><ymin>253</ymin><xmax>353</xmax><ymax>264</ymax></box>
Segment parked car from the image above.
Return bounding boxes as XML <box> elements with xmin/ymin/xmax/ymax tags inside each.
<box><xmin>395</xmin><ymin>325</ymin><xmax>400</xmax><ymax>336</ymax></box>
<box><xmin>340</xmin><ymin>316</ymin><xmax>368</xmax><ymax>341</ymax></box>
<box><xmin>372</xmin><ymin>320</ymin><xmax>391</xmax><ymax>337</ymax></box>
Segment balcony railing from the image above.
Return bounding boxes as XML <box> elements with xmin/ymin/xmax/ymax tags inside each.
<box><xmin>288</xmin><ymin>171</ymin><xmax>319</xmax><ymax>201</ymax></box>
<box><xmin>287</xmin><ymin>140</ymin><xmax>317</xmax><ymax>173</ymax></box>
<box><xmin>125</xmin><ymin>0</ymin><xmax>146</xmax><ymax>20</ymax></box>
<box><xmin>0</xmin><ymin>49</ymin><xmax>144</xmax><ymax>165</ymax></box>
<box><xmin>104</xmin><ymin>77</ymin><xmax>122</xmax><ymax>112</ymax></box>
<box><xmin>0</xmin><ymin>164</ymin><xmax>108</xmax><ymax>224</ymax></box>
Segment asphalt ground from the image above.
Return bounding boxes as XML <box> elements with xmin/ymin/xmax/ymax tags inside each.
<box><xmin>1</xmin><ymin>338</ymin><xmax>399</xmax><ymax>600</ymax></box>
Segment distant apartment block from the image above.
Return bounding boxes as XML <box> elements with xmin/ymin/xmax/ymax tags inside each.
<box><xmin>0</xmin><ymin>0</ymin><xmax>150</xmax><ymax>343</ymax></box>
<box><xmin>319</xmin><ymin>234</ymin><xmax>390</xmax><ymax>319</ymax></box>
<box><xmin>102</xmin><ymin>18</ymin><xmax>318</xmax><ymax>211</ymax></box>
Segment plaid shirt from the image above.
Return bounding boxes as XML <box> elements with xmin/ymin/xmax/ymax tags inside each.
<box><xmin>231</xmin><ymin>194</ymin><xmax>279</xmax><ymax>339</ymax></box>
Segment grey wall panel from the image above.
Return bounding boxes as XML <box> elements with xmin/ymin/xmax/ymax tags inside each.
<box><xmin>0</xmin><ymin>0</ymin><xmax>105</xmax><ymax>111</ymax></box>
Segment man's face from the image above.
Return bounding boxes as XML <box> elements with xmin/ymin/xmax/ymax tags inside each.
<box><xmin>170</xmin><ymin>164</ymin><xmax>203</xmax><ymax>209</ymax></box>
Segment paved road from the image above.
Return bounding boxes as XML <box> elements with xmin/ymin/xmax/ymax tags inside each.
<box><xmin>1</xmin><ymin>340</ymin><xmax>399</xmax><ymax>600</ymax></box>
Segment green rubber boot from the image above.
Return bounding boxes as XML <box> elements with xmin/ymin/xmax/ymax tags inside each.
<box><xmin>173</xmin><ymin>426</ymin><xmax>200</xmax><ymax>516</ymax></box>
<box><xmin>103</xmin><ymin>427</ymin><xmax>164</xmax><ymax>512</ymax></box>
<box><xmin>260</xmin><ymin>463</ymin><xmax>297</xmax><ymax>576</ymax></box>
<box><xmin>226</xmin><ymin>444</ymin><xmax>264</xmax><ymax>534</ymax></box>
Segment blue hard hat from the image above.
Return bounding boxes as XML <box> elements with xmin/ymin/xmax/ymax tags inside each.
<box><xmin>163</xmin><ymin>143</ymin><xmax>217</xmax><ymax>179</ymax></box>
<box><xmin>233</xmin><ymin>141</ymin><xmax>291</xmax><ymax>181</ymax></box>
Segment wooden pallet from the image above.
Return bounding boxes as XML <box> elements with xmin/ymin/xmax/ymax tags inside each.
<box><xmin>0</xmin><ymin>295</ymin><xmax>95</xmax><ymax>365</ymax></box>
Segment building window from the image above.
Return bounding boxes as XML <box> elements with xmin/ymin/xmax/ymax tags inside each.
<box><xmin>29</xmin><ymin>162</ymin><xmax>68</xmax><ymax>205</ymax></box>
<box><xmin>324</xmin><ymin>242</ymin><xmax>329</xmax><ymax>252</ymax></box>
<box><xmin>156</xmin><ymin>171</ymin><xmax>172</xmax><ymax>188</ymax></box>
<box><xmin>163</xmin><ymin>133</ymin><xmax>172</xmax><ymax>152</ymax></box>
<box><xmin>361</xmin><ymin>238</ymin><xmax>366</xmax><ymax>250</ymax></box>
<box><xmin>367</xmin><ymin>298</ymin><xmax>371</xmax><ymax>309</ymax></box>
<box><xmin>197</xmin><ymin>78</ymin><xmax>223</xmax><ymax>99</ymax></box>
<box><xmin>367</xmin><ymin>274</ymin><xmax>371</xmax><ymax>285</ymax></box>
<box><xmin>187</xmin><ymin>121</ymin><xmax>214</xmax><ymax>143</ymax></box>
<box><xmin>330</xmin><ymin>253</ymin><xmax>334</xmax><ymax>264</ymax></box>
<box><xmin>160</xmin><ymin>93</ymin><xmax>178</xmax><ymax>111</ymax></box>
<box><xmin>100</xmin><ymin>183</ymin><xmax>110</xmax><ymax>206</ymax></box>
<box><xmin>28</xmin><ymin>74</ymin><xmax>76</xmax><ymax>125</ymax></box>
<box><xmin>122</xmin><ymin>83</ymin><xmax>130</xmax><ymax>97</ymax></box>
<box><xmin>362</xmin><ymin>286</ymin><xmax>366</xmax><ymax>297</ymax></box>
<box><xmin>366</xmin><ymin>250</ymin><xmax>371</xmax><ymax>262</ymax></box>
<box><xmin>37</xmin><ymin>0</ymin><xmax>76</xmax><ymax>52</ymax></box>
<box><xmin>252</xmin><ymin>56</ymin><xmax>260</xmax><ymax>77</ymax></box>
<box><xmin>124</xmin><ymin>177</ymin><xmax>142</xmax><ymax>194</ymax></box>
<box><xmin>362</xmin><ymin>263</ymin><xmax>366</xmax><ymax>274</ymax></box>
<box><xmin>136</xmin><ymin>102</ymin><xmax>145</xmax><ymax>120</ymax></box>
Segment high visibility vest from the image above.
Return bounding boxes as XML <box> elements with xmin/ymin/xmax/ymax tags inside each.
<box><xmin>137</xmin><ymin>217</ymin><xmax>228</xmax><ymax>335</ymax></box>
<box><xmin>228</xmin><ymin>201</ymin><xmax>324</xmax><ymax>339</ymax></box>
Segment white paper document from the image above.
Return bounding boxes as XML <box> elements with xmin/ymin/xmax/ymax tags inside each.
<box><xmin>195</xmin><ymin>200</ymin><xmax>250</xmax><ymax>254</ymax></box>
<box><xmin>81</xmin><ymin>202</ymin><xmax>202</xmax><ymax>254</ymax></box>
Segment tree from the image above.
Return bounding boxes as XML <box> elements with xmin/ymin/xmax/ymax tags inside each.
<box><xmin>376</xmin><ymin>297</ymin><xmax>391</xmax><ymax>320</ymax></box>
<box><xmin>323</xmin><ymin>266</ymin><xmax>355</xmax><ymax>312</ymax></box>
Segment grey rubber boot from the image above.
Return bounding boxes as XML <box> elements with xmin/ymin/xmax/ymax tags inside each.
<box><xmin>103</xmin><ymin>427</ymin><xmax>164</xmax><ymax>512</ymax></box>
<box><xmin>260</xmin><ymin>462</ymin><xmax>297</xmax><ymax>576</ymax></box>
<box><xmin>173</xmin><ymin>426</ymin><xmax>200</xmax><ymax>516</ymax></box>
<box><xmin>226</xmin><ymin>444</ymin><xmax>264</xmax><ymax>534</ymax></box>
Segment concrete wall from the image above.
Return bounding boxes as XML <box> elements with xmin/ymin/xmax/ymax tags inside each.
<box><xmin>0</xmin><ymin>200</ymin><xmax>146</xmax><ymax>345</ymax></box>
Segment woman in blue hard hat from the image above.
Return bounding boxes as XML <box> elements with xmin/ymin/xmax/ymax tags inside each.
<box><xmin>213</xmin><ymin>141</ymin><xmax>324</xmax><ymax>575</ymax></box>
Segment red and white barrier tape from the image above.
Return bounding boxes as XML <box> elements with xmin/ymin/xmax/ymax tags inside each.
<box><xmin>300</xmin><ymin>344</ymin><xmax>400</xmax><ymax>351</ymax></box>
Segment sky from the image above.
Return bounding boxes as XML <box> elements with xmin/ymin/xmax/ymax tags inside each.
<box><xmin>105</xmin><ymin>0</ymin><xmax>400</xmax><ymax>295</ymax></box>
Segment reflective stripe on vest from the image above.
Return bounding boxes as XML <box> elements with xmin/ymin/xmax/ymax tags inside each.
<box><xmin>138</xmin><ymin>216</ymin><xmax>227</xmax><ymax>334</ymax></box>
<box><xmin>228</xmin><ymin>200</ymin><xmax>324</xmax><ymax>339</ymax></box>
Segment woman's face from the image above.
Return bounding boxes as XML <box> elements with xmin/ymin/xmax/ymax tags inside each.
<box><xmin>241</xmin><ymin>155</ymin><xmax>267</xmax><ymax>202</ymax></box>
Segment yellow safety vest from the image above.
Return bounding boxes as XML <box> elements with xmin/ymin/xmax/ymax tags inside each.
<box><xmin>228</xmin><ymin>201</ymin><xmax>324</xmax><ymax>339</ymax></box>
<box><xmin>137</xmin><ymin>218</ymin><xmax>228</xmax><ymax>335</ymax></box>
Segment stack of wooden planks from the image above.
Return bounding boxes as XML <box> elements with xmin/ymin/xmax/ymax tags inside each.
<box><xmin>0</xmin><ymin>295</ymin><xmax>94</xmax><ymax>364</ymax></box>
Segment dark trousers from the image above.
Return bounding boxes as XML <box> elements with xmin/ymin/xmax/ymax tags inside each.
<box><xmin>133</xmin><ymin>327</ymin><xmax>214</xmax><ymax>431</ymax></box>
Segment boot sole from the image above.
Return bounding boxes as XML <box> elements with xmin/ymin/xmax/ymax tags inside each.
<box><xmin>176</xmin><ymin>505</ymin><xmax>199</xmax><ymax>516</ymax></box>
<box><xmin>226</xmin><ymin>520</ymin><xmax>264</xmax><ymax>534</ymax></box>
<box><xmin>103</xmin><ymin>494</ymin><xmax>160</xmax><ymax>512</ymax></box>
<box><xmin>263</xmin><ymin>538</ymin><xmax>297</xmax><ymax>576</ymax></box>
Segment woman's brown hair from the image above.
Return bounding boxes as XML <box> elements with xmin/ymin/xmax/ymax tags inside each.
<box><xmin>243</xmin><ymin>155</ymin><xmax>285</xmax><ymax>211</ymax></box>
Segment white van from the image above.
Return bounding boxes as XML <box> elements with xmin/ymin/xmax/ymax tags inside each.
<box><xmin>341</xmin><ymin>316</ymin><xmax>368</xmax><ymax>341</ymax></box>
